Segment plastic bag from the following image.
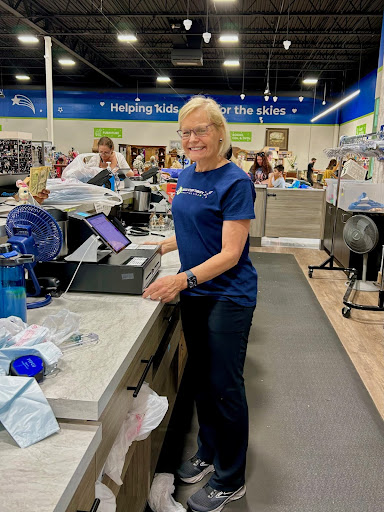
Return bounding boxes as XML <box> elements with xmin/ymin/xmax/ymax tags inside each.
<box><xmin>43</xmin><ymin>178</ymin><xmax>122</xmax><ymax>206</ymax></box>
<box><xmin>95</xmin><ymin>481</ymin><xmax>116</xmax><ymax>512</ymax></box>
<box><xmin>42</xmin><ymin>309</ymin><xmax>80</xmax><ymax>346</ymax></box>
<box><xmin>104</xmin><ymin>383</ymin><xmax>168</xmax><ymax>485</ymax></box>
<box><xmin>0</xmin><ymin>316</ymin><xmax>27</xmax><ymax>349</ymax></box>
<box><xmin>0</xmin><ymin>376</ymin><xmax>60</xmax><ymax>448</ymax></box>
<box><xmin>148</xmin><ymin>473</ymin><xmax>186</xmax><ymax>512</ymax></box>
<box><xmin>62</xmin><ymin>153</ymin><xmax>102</xmax><ymax>182</ymax></box>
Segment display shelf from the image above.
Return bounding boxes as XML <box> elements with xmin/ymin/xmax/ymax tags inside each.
<box><xmin>0</xmin><ymin>136</ymin><xmax>32</xmax><ymax>174</ymax></box>
<box><xmin>127</xmin><ymin>145</ymin><xmax>167</xmax><ymax>169</ymax></box>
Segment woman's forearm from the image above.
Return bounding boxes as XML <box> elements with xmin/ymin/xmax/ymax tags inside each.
<box><xmin>160</xmin><ymin>235</ymin><xmax>178</xmax><ymax>254</ymax></box>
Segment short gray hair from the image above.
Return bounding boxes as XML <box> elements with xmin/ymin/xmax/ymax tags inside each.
<box><xmin>178</xmin><ymin>95</ymin><xmax>231</xmax><ymax>158</ymax></box>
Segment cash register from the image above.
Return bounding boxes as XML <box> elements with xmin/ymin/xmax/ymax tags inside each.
<box><xmin>35</xmin><ymin>212</ymin><xmax>161</xmax><ymax>295</ymax></box>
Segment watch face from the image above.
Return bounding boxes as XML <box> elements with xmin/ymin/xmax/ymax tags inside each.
<box><xmin>188</xmin><ymin>276</ymin><xmax>198</xmax><ymax>288</ymax></box>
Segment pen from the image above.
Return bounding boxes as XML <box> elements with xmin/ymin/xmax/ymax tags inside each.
<box><xmin>150</xmin><ymin>233</ymin><xmax>166</xmax><ymax>237</ymax></box>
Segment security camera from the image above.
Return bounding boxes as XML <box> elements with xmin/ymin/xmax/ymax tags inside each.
<box><xmin>203</xmin><ymin>32</ymin><xmax>212</xmax><ymax>44</ymax></box>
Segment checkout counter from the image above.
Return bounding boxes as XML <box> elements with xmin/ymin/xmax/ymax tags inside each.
<box><xmin>0</xmin><ymin>189</ymin><xmax>186</xmax><ymax>512</ymax></box>
<box><xmin>250</xmin><ymin>184</ymin><xmax>326</xmax><ymax>245</ymax></box>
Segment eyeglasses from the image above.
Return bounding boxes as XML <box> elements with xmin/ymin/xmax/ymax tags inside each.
<box><xmin>177</xmin><ymin>124</ymin><xmax>214</xmax><ymax>139</ymax></box>
<box><xmin>99</xmin><ymin>150</ymin><xmax>112</xmax><ymax>155</ymax></box>
<box><xmin>256</xmin><ymin>152</ymin><xmax>265</xmax><ymax>157</ymax></box>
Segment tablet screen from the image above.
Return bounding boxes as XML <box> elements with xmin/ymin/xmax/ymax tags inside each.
<box><xmin>86</xmin><ymin>213</ymin><xmax>131</xmax><ymax>253</ymax></box>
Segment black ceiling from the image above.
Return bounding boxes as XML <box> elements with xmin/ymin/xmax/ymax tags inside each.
<box><xmin>0</xmin><ymin>0</ymin><xmax>382</xmax><ymax>97</ymax></box>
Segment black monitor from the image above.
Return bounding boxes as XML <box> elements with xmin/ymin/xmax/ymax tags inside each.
<box><xmin>85</xmin><ymin>213</ymin><xmax>131</xmax><ymax>253</ymax></box>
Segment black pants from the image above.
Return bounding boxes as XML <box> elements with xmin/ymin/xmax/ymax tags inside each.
<box><xmin>307</xmin><ymin>170</ymin><xmax>313</xmax><ymax>185</ymax></box>
<box><xmin>180</xmin><ymin>295</ymin><xmax>255</xmax><ymax>491</ymax></box>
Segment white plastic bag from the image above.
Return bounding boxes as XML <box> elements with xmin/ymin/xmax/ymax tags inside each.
<box><xmin>95</xmin><ymin>481</ymin><xmax>116</xmax><ymax>512</ymax></box>
<box><xmin>104</xmin><ymin>383</ymin><xmax>168</xmax><ymax>486</ymax></box>
<box><xmin>148</xmin><ymin>473</ymin><xmax>186</xmax><ymax>512</ymax></box>
<box><xmin>62</xmin><ymin>153</ymin><xmax>101</xmax><ymax>182</ymax></box>
<box><xmin>0</xmin><ymin>317</ymin><xmax>26</xmax><ymax>349</ymax></box>
<box><xmin>42</xmin><ymin>309</ymin><xmax>80</xmax><ymax>345</ymax></box>
<box><xmin>43</xmin><ymin>178</ymin><xmax>122</xmax><ymax>206</ymax></box>
<box><xmin>136</xmin><ymin>391</ymin><xmax>169</xmax><ymax>441</ymax></box>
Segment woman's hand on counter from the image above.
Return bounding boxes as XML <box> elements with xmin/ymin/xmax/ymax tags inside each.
<box><xmin>143</xmin><ymin>273</ymin><xmax>186</xmax><ymax>303</ymax></box>
<box><xmin>142</xmin><ymin>235</ymin><xmax>177</xmax><ymax>255</ymax></box>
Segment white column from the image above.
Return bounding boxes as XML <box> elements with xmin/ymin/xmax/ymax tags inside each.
<box><xmin>44</xmin><ymin>36</ymin><xmax>54</xmax><ymax>146</ymax></box>
<box><xmin>332</xmin><ymin>123</ymin><xmax>340</xmax><ymax>147</ymax></box>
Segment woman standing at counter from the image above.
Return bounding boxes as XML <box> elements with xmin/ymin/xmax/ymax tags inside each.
<box><xmin>249</xmin><ymin>152</ymin><xmax>272</xmax><ymax>184</ymax></box>
<box><xmin>88</xmin><ymin>137</ymin><xmax>134</xmax><ymax>176</ymax></box>
<box><xmin>143</xmin><ymin>96</ymin><xmax>257</xmax><ymax>512</ymax></box>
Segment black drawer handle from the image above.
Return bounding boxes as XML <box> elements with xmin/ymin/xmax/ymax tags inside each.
<box><xmin>77</xmin><ymin>498</ymin><xmax>100</xmax><ymax>512</ymax></box>
<box><xmin>127</xmin><ymin>355</ymin><xmax>154</xmax><ymax>397</ymax></box>
<box><xmin>267</xmin><ymin>193</ymin><xmax>276</xmax><ymax>197</ymax></box>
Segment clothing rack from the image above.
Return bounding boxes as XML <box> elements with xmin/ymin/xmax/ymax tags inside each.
<box><xmin>308</xmin><ymin>130</ymin><xmax>384</xmax><ymax>280</ymax></box>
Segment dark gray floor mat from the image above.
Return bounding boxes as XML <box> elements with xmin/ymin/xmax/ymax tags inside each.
<box><xmin>155</xmin><ymin>252</ymin><xmax>384</xmax><ymax>512</ymax></box>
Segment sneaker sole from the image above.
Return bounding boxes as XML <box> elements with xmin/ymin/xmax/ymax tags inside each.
<box><xmin>188</xmin><ymin>485</ymin><xmax>246</xmax><ymax>512</ymax></box>
<box><xmin>179</xmin><ymin>464</ymin><xmax>215</xmax><ymax>484</ymax></box>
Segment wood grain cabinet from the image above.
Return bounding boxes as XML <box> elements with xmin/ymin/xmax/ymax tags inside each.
<box><xmin>67</xmin><ymin>304</ymin><xmax>187</xmax><ymax>512</ymax></box>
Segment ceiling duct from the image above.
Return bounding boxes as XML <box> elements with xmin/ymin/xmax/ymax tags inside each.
<box><xmin>171</xmin><ymin>48</ymin><xmax>203</xmax><ymax>66</ymax></box>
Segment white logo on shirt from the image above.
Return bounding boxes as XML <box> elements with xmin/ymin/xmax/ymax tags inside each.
<box><xmin>176</xmin><ymin>186</ymin><xmax>213</xmax><ymax>199</ymax></box>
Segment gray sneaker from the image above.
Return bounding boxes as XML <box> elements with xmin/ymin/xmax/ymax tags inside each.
<box><xmin>177</xmin><ymin>455</ymin><xmax>215</xmax><ymax>484</ymax></box>
<box><xmin>187</xmin><ymin>483</ymin><xmax>246</xmax><ymax>512</ymax></box>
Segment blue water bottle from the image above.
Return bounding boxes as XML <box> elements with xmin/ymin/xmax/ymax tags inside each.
<box><xmin>0</xmin><ymin>243</ymin><xmax>34</xmax><ymax>322</ymax></box>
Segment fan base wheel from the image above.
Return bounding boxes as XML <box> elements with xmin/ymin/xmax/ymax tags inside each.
<box><xmin>342</xmin><ymin>307</ymin><xmax>351</xmax><ymax>318</ymax></box>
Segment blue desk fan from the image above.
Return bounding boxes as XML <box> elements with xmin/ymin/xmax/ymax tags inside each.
<box><xmin>5</xmin><ymin>205</ymin><xmax>63</xmax><ymax>309</ymax></box>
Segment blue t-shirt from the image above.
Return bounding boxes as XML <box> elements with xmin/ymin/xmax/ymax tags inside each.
<box><xmin>171</xmin><ymin>161</ymin><xmax>258</xmax><ymax>307</ymax></box>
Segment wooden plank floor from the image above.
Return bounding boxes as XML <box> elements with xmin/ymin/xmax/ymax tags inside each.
<box><xmin>251</xmin><ymin>246</ymin><xmax>384</xmax><ymax>420</ymax></box>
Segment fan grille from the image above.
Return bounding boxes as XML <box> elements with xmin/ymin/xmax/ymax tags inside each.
<box><xmin>6</xmin><ymin>205</ymin><xmax>63</xmax><ymax>261</ymax></box>
<box><xmin>343</xmin><ymin>214</ymin><xmax>379</xmax><ymax>254</ymax></box>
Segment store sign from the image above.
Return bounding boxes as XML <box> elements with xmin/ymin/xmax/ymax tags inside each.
<box><xmin>94</xmin><ymin>127</ymin><xmax>122</xmax><ymax>138</ymax></box>
<box><xmin>230</xmin><ymin>131</ymin><xmax>252</xmax><ymax>142</ymax></box>
<box><xmin>356</xmin><ymin>124</ymin><xmax>366</xmax><ymax>135</ymax></box>
<box><xmin>1</xmin><ymin>89</ymin><xmax>339</xmax><ymax>125</ymax></box>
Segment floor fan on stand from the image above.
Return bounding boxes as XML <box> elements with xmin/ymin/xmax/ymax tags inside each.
<box><xmin>343</xmin><ymin>215</ymin><xmax>379</xmax><ymax>291</ymax></box>
<box><xmin>341</xmin><ymin>215</ymin><xmax>384</xmax><ymax>318</ymax></box>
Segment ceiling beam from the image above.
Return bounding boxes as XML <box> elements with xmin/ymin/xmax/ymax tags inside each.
<box><xmin>0</xmin><ymin>0</ymin><xmax>123</xmax><ymax>87</ymax></box>
<box><xmin>2</xmin><ymin>11</ymin><xmax>381</xmax><ymax>18</ymax></box>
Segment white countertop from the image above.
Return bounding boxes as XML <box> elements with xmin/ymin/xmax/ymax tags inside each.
<box><xmin>27</xmin><ymin>232</ymin><xmax>180</xmax><ymax>421</ymax></box>
<box><xmin>0</xmin><ymin>421</ymin><xmax>102</xmax><ymax>512</ymax></box>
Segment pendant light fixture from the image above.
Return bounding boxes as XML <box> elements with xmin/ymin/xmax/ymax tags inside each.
<box><xmin>273</xmin><ymin>64</ymin><xmax>278</xmax><ymax>102</ymax></box>
<box><xmin>135</xmin><ymin>80</ymin><xmax>141</xmax><ymax>102</ymax></box>
<box><xmin>203</xmin><ymin>0</ymin><xmax>211</xmax><ymax>43</ymax></box>
<box><xmin>183</xmin><ymin>0</ymin><xmax>192</xmax><ymax>30</ymax></box>
<box><xmin>283</xmin><ymin>6</ymin><xmax>291</xmax><ymax>50</ymax></box>
<box><xmin>240</xmin><ymin>61</ymin><xmax>245</xmax><ymax>100</ymax></box>
<box><xmin>322</xmin><ymin>83</ymin><xmax>326</xmax><ymax>105</ymax></box>
<box><xmin>264</xmin><ymin>53</ymin><xmax>271</xmax><ymax>101</ymax></box>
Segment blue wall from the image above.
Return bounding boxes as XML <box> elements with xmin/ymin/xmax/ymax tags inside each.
<box><xmin>0</xmin><ymin>89</ymin><xmax>338</xmax><ymax>125</ymax></box>
<box><xmin>338</xmin><ymin>69</ymin><xmax>377</xmax><ymax>125</ymax></box>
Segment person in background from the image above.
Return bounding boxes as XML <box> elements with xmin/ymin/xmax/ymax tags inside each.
<box><xmin>307</xmin><ymin>157</ymin><xmax>316</xmax><ymax>185</ymax></box>
<box><xmin>87</xmin><ymin>137</ymin><xmax>134</xmax><ymax>177</ymax></box>
<box><xmin>269</xmin><ymin>164</ymin><xmax>286</xmax><ymax>188</ymax></box>
<box><xmin>323</xmin><ymin>159</ymin><xmax>338</xmax><ymax>179</ymax></box>
<box><xmin>265</xmin><ymin>150</ymin><xmax>274</xmax><ymax>165</ymax></box>
<box><xmin>142</xmin><ymin>95</ymin><xmax>257</xmax><ymax>512</ymax></box>
<box><xmin>249</xmin><ymin>151</ymin><xmax>272</xmax><ymax>184</ymax></box>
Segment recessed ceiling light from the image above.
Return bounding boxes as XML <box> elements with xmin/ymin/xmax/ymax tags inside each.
<box><xmin>18</xmin><ymin>35</ymin><xmax>39</xmax><ymax>43</ymax></box>
<box><xmin>223</xmin><ymin>59</ymin><xmax>240</xmax><ymax>67</ymax></box>
<box><xmin>118</xmin><ymin>34</ymin><xmax>137</xmax><ymax>42</ymax></box>
<box><xmin>303</xmin><ymin>78</ymin><xmax>318</xmax><ymax>85</ymax></box>
<box><xmin>58</xmin><ymin>58</ymin><xmax>76</xmax><ymax>66</ymax></box>
<box><xmin>15</xmin><ymin>75</ymin><xmax>30</xmax><ymax>80</ymax></box>
<box><xmin>219</xmin><ymin>34</ymin><xmax>239</xmax><ymax>43</ymax></box>
<box><xmin>157</xmin><ymin>76</ymin><xmax>171</xmax><ymax>82</ymax></box>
